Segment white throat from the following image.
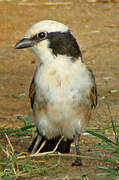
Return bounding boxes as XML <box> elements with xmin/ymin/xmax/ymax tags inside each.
<box><xmin>32</xmin><ymin>40</ymin><xmax>54</xmax><ymax>64</ymax></box>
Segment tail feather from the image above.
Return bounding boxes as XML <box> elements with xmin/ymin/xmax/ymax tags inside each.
<box><xmin>28</xmin><ymin>135</ymin><xmax>73</xmax><ymax>153</ymax></box>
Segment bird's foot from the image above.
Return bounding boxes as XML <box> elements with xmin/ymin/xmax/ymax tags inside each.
<box><xmin>72</xmin><ymin>157</ymin><xmax>82</xmax><ymax>167</ymax></box>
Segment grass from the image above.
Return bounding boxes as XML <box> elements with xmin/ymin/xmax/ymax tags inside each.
<box><xmin>0</xmin><ymin>115</ymin><xmax>35</xmax><ymax>136</ymax></box>
<box><xmin>0</xmin><ymin>103</ymin><xmax>119</xmax><ymax>179</ymax></box>
<box><xmin>0</xmin><ymin>153</ymin><xmax>61</xmax><ymax>179</ymax></box>
<box><xmin>0</xmin><ymin>115</ymin><xmax>62</xmax><ymax>179</ymax></box>
<box><xmin>0</xmin><ymin>138</ymin><xmax>61</xmax><ymax>179</ymax></box>
<box><xmin>87</xmin><ymin>103</ymin><xmax>119</xmax><ymax>180</ymax></box>
<box><xmin>87</xmin><ymin>123</ymin><xmax>119</xmax><ymax>179</ymax></box>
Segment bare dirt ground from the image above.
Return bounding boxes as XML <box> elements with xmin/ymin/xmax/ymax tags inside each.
<box><xmin>0</xmin><ymin>0</ymin><xmax>119</xmax><ymax>179</ymax></box>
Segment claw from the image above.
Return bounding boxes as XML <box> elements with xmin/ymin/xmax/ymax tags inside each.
<box><xmin>72</xmin><ymin>157</ymin><xmax>82</xmax><ymax>166</ymax></box>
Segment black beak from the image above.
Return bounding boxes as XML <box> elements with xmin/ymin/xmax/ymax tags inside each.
<box><xmin>15</xmin><ymin>38</ymin><xmax>34</xmax><ymax>49</ymax></box>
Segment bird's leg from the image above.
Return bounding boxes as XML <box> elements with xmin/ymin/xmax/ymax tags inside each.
<box><xmin>72</xmin><ymin>134</ymin><xmax>82</xmax><ymax>166</ymax></box>
<box><xmin>30</xmin><ymin>133</ymin><xmax>42</xmax><ymax>154</ymax></box>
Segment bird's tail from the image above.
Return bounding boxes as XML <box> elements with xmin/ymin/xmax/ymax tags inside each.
<box><xmin>28</xmin><ymin>135</ymin><xmax>73</xmax><ymax>153</ymax></box>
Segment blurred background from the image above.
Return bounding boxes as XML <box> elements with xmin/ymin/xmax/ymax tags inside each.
<box><xmin>0</xmin><ymin>0</ymin><xmax>119</xmax><ymax>179</ymax></box>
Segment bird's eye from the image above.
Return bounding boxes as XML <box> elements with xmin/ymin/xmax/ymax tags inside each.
<box><xmin>37</xmin><ymin>32</ymin><xmax>47</xmax><ymax>40</ymax></box>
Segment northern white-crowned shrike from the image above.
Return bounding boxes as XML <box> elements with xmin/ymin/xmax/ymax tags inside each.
<box><xmin>15</xmin><ymin>20</ymin><xmax>97</xmax><ymax>166</ymax></box>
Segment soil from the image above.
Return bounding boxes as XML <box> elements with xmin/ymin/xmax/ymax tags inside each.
<box><xmin>0</xmin><ymin>0</ymin><xmax>119</xmax><ymax>179</ymax></box>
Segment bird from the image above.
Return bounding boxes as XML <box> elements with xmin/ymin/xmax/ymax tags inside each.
<box><xmin>15</xmin><ymin>20</ymin><xmax>97</xmax><ymax>166</ymax></box>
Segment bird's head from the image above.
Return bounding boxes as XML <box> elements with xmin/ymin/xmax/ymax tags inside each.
<box><xmin>15</xmin><ymin>20</ymin><xmax>82</xmax><ymax>63</ymax></box>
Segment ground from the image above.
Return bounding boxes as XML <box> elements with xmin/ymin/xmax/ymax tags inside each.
<box><xmin>0</xmin><ymin>0</ymin><xmax>119</xmax><ymax>179</ymax></box>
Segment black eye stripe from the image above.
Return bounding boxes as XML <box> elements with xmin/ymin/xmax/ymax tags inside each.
<box><xmin>46</xmin><ymin>31</ymin><xmax>82</xmax><ymax>59</ymax></box>
<box><xmin>30</xmin><ymin>31</ymin><xmax>82</xmax><ymax>59</ymax></box>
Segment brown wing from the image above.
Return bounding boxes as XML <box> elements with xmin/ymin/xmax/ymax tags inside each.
<box><xmin>90</xmin><ymin>85</ymin><xmax>97</xmax><ymax>109</ymax></box>
<box><xmin>29</xmin><ymin>78</ymin><xmax>36</xmax><ymax>109</ymax></box>
<box><xmin>87</xmin><ymin>66</ymin><xmax>97</xmax><ymax>109</ymax></box>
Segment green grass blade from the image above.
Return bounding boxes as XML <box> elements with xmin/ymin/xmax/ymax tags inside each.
<box><xmin>0</xmin><ymin>125</ymin><xmax>35</xmax><ymax>134</ymax></box>
<box><xmin>92</xmin><ymin>142</ymin><xmax>114</xmax><ymax>150</ymax></box>
<box><xmin>111</xmin><ymin>120</ymin><xmax>119</xmax><ymax>145</ymax></box>
<box><xmin>87</xmin><ymin>130</ymin><xmax>116</xmax><ymax>146</ymax></box>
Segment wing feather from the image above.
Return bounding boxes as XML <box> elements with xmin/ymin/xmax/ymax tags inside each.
<box><xmin>90</xmin><ymin>85</ymin><xmax>97</xmax><ymax>108</ymax></box>
<box><xmin>29</xmin><ymin>78</ymin><xmax>35</xmax><ymax>109</ymax></box>
<box><xmin>87</xmin><ymin>66</ymin><xmax>97</xmax><ymax>108</ymax></box>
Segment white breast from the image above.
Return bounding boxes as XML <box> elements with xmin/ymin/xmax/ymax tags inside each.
<box><xmin>35</xmin><ymin>57</ymin><xmax>91</xmax><ymax>100</ymax></box>
<box><xmin>34</xmin><ymin>56</ymin><xmax>93</xmax><ymax>138</ymax></box>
